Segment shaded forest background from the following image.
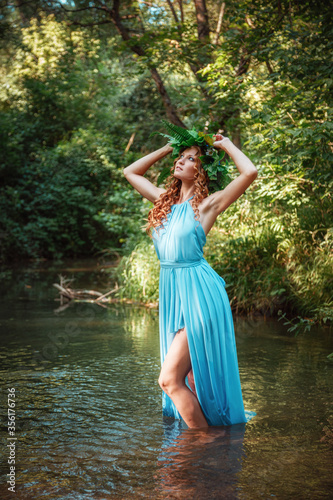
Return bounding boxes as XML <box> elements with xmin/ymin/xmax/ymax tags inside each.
<box><xmin>0</xmin><ymin>0</ymin><xmax>332</xmax><ymax>327</ymax></box>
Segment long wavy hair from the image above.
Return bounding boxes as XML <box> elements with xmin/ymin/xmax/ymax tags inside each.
<box><xmin>146</xmin><ymin>146</ymin><xmax>209</xmax><ymax>237</ymax></box>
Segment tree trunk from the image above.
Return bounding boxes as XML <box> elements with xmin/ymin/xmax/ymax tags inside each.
<box><xmin>150</xmin><ymin>68</ymin><xmax>185</xmax><ymax>127</ymax></box>
<box><xmin>214</xmin><ymin>2</ymin><xmax>225</xmax><ymax>45</ymax></box>
<box><xmin>193</xmin><ymin>0</ymin><xmax>210</xmax><ymax>42</ymax></box>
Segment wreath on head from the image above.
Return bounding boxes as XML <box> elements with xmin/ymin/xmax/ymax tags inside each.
<box><xmin>156</xmin><ymin>120</ymin><xmax>230</xmax><ymax>193</ymax></box>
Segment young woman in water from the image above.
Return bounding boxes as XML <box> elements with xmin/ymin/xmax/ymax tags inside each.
<box><xmin>124</xmin><ymin>125</ymin><xmax>257</xmax><ymax>428</ymax></box>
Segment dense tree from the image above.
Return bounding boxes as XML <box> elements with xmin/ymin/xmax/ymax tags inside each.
<box><xmin>0</xmin><ymin>1</ymin><xmax>331</xmax><ymax>324</ymax></box>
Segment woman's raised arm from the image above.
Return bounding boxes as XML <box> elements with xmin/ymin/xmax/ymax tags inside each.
<box><xmin>124</xmin><ymin>144</ymin><xmax>173</xmax><ymax>202</ymax></box>
<box><xmin>211</xmin><ymin>136</ymin><xmax>257</xmax><ymax>208</ymax></box>
<box><xmin>199</xmin><ymin>135</ymin><xmax>258</xmax><ymax>234</ymax></box>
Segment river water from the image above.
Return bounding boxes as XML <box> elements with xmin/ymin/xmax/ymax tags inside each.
<box><xmin>0</xmin><ymin>260</ymin><xmax>332</xmax><ymax>499</ymax></box>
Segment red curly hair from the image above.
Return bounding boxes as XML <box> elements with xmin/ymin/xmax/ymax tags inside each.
<box><xmin>146</xmin><ymin>146</ymin><xmax>209</xmax><ymax>236</ymax></box>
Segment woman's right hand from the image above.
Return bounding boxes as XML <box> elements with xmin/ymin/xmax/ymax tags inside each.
<box><xmin>213</xmin><ymin>134</ymin><xmax>230</xmax><ymax>151</ymax></box>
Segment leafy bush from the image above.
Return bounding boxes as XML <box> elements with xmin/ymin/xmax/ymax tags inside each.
<box><xmin>0</xmin><ymin>129</ymin><xmax>143</xmax><ymax>261</ymax></box>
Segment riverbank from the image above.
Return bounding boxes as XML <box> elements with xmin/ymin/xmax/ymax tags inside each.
<box><xmin>1</xmin><ymin>234</ymin><xmax>332</xmax><ymax>337</ymax></box>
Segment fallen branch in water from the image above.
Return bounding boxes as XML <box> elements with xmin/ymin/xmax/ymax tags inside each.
<box><xmin>53</xmin><ymin>275</ymin><xmax>157</xmax><ymax>310</ymax></box>
<box><xmin>53</xmin><ymin>275</ymin><xmax>118</xmax><ymax>305</ymax></box>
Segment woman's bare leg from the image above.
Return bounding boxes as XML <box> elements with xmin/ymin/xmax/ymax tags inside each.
<box><xmin>186</xmin><ymin>368</ymin><xmax>197</xmax><ymax>397</ymax></box>
<box><xmin>158</xmin><ymin>328</ymin><xmax>208</xmax><ymax>428</ymax></box>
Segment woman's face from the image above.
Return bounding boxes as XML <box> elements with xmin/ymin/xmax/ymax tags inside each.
<box><xmin>173</xmin><ymin>147</ymin><xmax>201</xmax><ymax>182</ymax></box>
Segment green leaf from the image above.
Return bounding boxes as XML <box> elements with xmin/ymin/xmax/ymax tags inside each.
<box><xmin>161</xmin><ymin>120</ymin><xmax>193</xmax><ymax>144</ymax></box>
<box><xmin>204</xmin><ymin>135</ymin><xmax>214</xmax><ymax>146</ymax></box>
<box><xmin>157</xmin><ymin>166</ymin><xmax>171</xmax><ymax>186</ymax></box>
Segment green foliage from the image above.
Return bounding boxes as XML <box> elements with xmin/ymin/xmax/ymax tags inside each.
<box><xmin>207</xmin><ymin>172</ymin><xmax>332</xmax><ymax>324</ymax></box>
<box><xmin>0</xmin><ymin>14</ymin><xmax>156</xmax><ymax>262</ymax></box>
<box><xmin>94</xmin><ymin>189</ymin><xmax>145</xmax><ymax>255</ymax></box>
<box><xmin>0</xmin><ymin>129</ymin><xmax>143</xmax><ymax>261</ymax></box>
<box><xmin>0</xmin><ymin>14</ymin><xmax>102</xmax><ymax>152</ymax></box>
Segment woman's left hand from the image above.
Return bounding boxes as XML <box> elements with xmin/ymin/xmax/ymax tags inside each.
<box><xmin>213</xmin><ymin>134</ymin><xmax>230</xmax><ymax>150</ymax></box>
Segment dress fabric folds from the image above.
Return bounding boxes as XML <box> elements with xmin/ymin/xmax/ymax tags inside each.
<box><xmin>152</xmin><ymin>196</ymin><xmax>254</xmax><ymax>426</ymax></box>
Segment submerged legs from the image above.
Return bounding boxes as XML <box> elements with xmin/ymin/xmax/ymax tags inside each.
<box><xmin>158</xmin><ymin>327</ymin><xmax>208</xmax><ymax>429</ymax></box>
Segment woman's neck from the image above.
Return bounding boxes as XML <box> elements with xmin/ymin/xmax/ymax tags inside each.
<box><xmin>177</xmin><ymin>188</ymin><xmax>195</xmax><ymax>203</ymax></box>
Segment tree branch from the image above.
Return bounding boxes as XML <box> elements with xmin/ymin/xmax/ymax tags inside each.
<box><xmin>235</xmin><ymin>50</ymin><xmax>251</xmax><ymax>77</ymax></box>
<box><xmin>149</xmin><ymin>67</ymin><xmax>185</xmax><ymax>127</ymax></box>
<box><xmin>50</xmin><ymin>0</ymin><xmax>109</xmax><ymax>15</ymax></box>
<box><xmin>266</xmin><ymin>59</ymin><xmax>276</xmax><ymax>97</ymax></box>
<box><xmin>110</xmin><ymin>0</ymin><xmax>144</xmax><ymax>55</ymax></box>
<box><xmin>176</xmin><ymin>0</ymin><xmax>184</xmax><ymax>23</ymax></box>
<box><xmin>166</xmin><ymin>0</ymin><xmax>179</xmax><ymax>25</ymax></box>
<box><xmin>110</xmin><ymin>0</ymin><xmax>184</xmax><ymax>126</ymax></box>
<box><xmin>70</xmin><ymin>20</ymin><xmax>112</xmax><ymax>28</ymax></box>
<box><xmin>214</xmin><ymin>1</ymin><xmax>225</xmax><ymax>45</ymax></box>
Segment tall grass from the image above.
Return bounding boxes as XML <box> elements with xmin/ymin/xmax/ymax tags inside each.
<box><xmin>115</xmin><ymin>240</ymin><xmax>160</xmax><ymax>304</ymax></box>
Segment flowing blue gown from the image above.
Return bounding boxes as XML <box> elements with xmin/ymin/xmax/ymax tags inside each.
<box><xmin>152</xmin><ymin>196</ymin><xmax>254</xmax><ymax>426</ymax></box>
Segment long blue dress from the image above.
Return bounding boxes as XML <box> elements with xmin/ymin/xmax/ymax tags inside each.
<box><xmin>152</xmin><ymin>196</ymin><xmax>254</xmax><ymax>426</ymax></box>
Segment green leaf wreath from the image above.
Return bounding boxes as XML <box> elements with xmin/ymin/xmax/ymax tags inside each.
<box><xmin>156</xmin><ymin>120</ymin><xmax>230</xmax><ymax>193</ymax></box>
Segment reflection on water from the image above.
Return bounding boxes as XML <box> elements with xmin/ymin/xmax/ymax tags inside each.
<box><xmin>157</xmin><ymin>421</ymin><xmax>246</xmax><ymax>499</ymax></box>
<box><xmin>0</xmin><ymin>261</ymin><xmax>332</xmax><ymax>499</ymax></box>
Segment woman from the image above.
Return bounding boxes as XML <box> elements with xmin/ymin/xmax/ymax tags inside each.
<box><xmin>124</xmin><ymin>128</ymin><xmax>257</xmax><ymax>429</ymax></box>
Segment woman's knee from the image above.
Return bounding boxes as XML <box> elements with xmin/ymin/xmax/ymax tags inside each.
<box><xmin>158</xmin><ymin>372</ymin><xmax>171</xmax><ymax>393</ymax></box>
<box><xmin>158</xmin><ymin>327</ymin><xmax>190</xmax><ymax>395</ymax></box>
<box><xmin>158</xmin><ymin>371</ymin><xmax>180</xmax><ymax>395</ymax></box>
